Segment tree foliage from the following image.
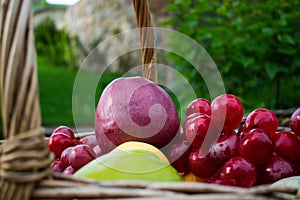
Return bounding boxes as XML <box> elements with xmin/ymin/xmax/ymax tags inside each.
<box><xmin>34</xmin><ymin>17</ymin><xmax>75</xmax><ymax>67</ymax></box>
<box><xmin>164</xmin><ymin>0</ymin><xmax>300</xmax><ymax>111</ymax></box>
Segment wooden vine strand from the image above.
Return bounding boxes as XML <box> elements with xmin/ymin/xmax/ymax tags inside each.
<box><xmin>0</xmin><ymin>1</ymin><xmax>52</xmax><ymax>200</ymax></box>
<box><xmin>133</xmin><ymin>0</ymin><xmax>157</xmax><ymax>83</ymax></box>
<box><xmin>0</xmin><ymin>0</ymin><xmax>41</xmax><ymax>137</ymax></box>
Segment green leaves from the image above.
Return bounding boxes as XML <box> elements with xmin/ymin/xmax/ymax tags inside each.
<box><xmin>165</xmin><ymin>0</ymin><xmax>300</xmax><ymax>110</ymax></box>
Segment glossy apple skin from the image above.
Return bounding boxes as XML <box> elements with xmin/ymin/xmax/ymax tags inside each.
<box><xmin>290</xmin><ymin>108</ymin><xmax>300</xmax><ymax>136</ymax></box>
<box><xmin>95</xmin><ymin>77</ymin><xmax>180</xmax><ymax>153</ymax></box>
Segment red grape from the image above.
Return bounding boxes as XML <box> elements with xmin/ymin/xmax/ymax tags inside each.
<box><xmin>79</xmin><ymin>134</ymin><xmax>98</xmax><ymax>149</ymax></box>
<box><xmin>206</xmin><ymin>173</ymin><xmax>222</xmax><ymax>185</ymax></box>
<box><xmin>211</xmin><ymin>94</ymin><xmax>244</xmax><ymax>132</ymax></box>
<box><xmin>69</xmin><ymin>144</ymin><xmax>96</xmax><ymax>170</ymax></box>
<box><xmin>237</xmin><ymin>124</ymin><xmax>247</xmax><ymax>139</ymax></box>
<box><xmin>238</xmin><ymin>128</ymin><xmax>274</xmax><ymax>165</ymax></box>
<box><xmin>93</xmin><ymin>145</ymin><xmax>104</xmax><ymax>158</ymax></box>
<box><xmin>51</xmin><ymin>159</ymin><xmax>64</xmax><ymax>173</ymax></box>
<box><xmin>210</xmin><ymin>131</ymin><xmax>239</xmax><ymax>165</ymax></box>
<box><xmin>167</xmin><ymin>141</ymin><xmax>192</xmax><ymax>175</ymax></box>
<box><xmin>274</xmin><ymin>131</ymin><xmax>300</xmax><ymax>162</ymax></box>
<box><xmin>48</xmin><ymin>132</ymin><xmax>76</xmax><ymax>158</ymax></box>
<box><xmin>290</xmin><ymin>108</ymin><xmax>300</xmax><ymax>136</ymax></box>
<box><xmin>184</xmin><ymin>113</ymin><xmax>211</xmax><ymax>148</ymax></box>
<box><xmin>186</xmin><ymin>98</ymin><xmax>211</xmax><ymax>117</ymax></box>
<box><xmin>243</xmin><ymin>108</ymin><xmax>278</xmax><ymax>139</ymax></box>
<box><xmin>257</xmin><ymin>154</ymin><xmax>297</xmax><ymax>184</ymax></box>
<box><xmin>60</xmin><ymin>146</ymin><xmax>73</xmax><ymax>170</ymax></box>
<box><xmin>220</xmin><ymin>157</ymin><xmax>257</xmax><ymax>188</ymax></box>
<box><xmin>53</xmin><ymin>126</ymin><xmax>75</xmax><ymax>140</ymax></box>
<box><xmin>62</xmin><ymin>165</ymin><xmax>76</xmax><ymax>175</ymax></box>
<box><xmin>188</xmin><ymin>148</ymin><xmax>219</xmax><ymax>179</ymax></box>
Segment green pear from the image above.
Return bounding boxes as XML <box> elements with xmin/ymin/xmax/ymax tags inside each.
<box><xmin>74</xmin><ymin>150</ymin><xmax>182</xmax><ymax>182</ymax></box>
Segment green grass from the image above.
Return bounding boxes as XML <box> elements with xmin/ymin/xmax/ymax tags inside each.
<box><xmin>38</xmin><ymin>57</ymin><xmax>78</xmax><ymax>127</ymax></box>
<box><xmin>0</xmin><ymin>56</ymin><xmax>120</xmax><ymax>139</ymax></box>
<box><xmin>38</xmin><ymin>57</ymin><xmax>120</xmax><ymax>128</ymax></box>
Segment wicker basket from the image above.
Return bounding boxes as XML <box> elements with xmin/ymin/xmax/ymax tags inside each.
<box><xmin>0</xmin><ymin>0</ymin><xmax>299</xmax><ymax>199</ymax></box>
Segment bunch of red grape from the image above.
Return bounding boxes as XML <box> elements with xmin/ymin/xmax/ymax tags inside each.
<box><xmin>167</xmin><ymin>94</ymin><xmax>300</xmax><ymax>188</ymax></box>
<box><xmin>48</xmin><ymin>126</ymin><xmax>103</xmax><ymax>175</ymax></box>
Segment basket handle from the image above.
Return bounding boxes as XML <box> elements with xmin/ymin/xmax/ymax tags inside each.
<box><xmin>0</xmin><ymin>1</ymin><xmax>52</xmax><ymax>200</ymax></box>
<box><xmin>0</xmin><ymin>0</ymin><xmax>41</xmax><ymax>139</ymax></box>
<box><xmin>133</xmin><ymin>0</ymin><xmax>157</xmax><ymax>83</ymax></box>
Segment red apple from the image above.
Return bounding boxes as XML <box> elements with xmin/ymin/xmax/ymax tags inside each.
<box><xmin>95</xmin><ymin>77</ymin><xmax>180</xmax><ymax>153</ymax></box>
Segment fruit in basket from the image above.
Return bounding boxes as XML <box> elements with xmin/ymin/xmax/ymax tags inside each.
<box><xmin>186</xmin><ymin>98</ymin><xmax>211</xmax><ymax>117</ymax></box>
<box><xmin>62</xmin><ymin>165</ymin><xmax>76</xmax><ymax>175</ymax></box>
<box><xmin>238</xmin><ymin>128</ymin><xmax>274</xmax><ymax>165</ymax></box>
<box><xmin>48</xmin><ymin>132</ymin><xmax>76</xmax><ymax>158</ymax></box>
<box><xmin>274</xmin><ymin>131</ymin><xmax>300</xmax><ymax>162</ymax></box>
<box><xmin>60</xmin><ymin>146</ymin><xmax>73</xmax><ymax>169</ymax></box>
<box><xmin>74</xmin><ymin>147</ymin><xmax>182</xmax><ymax>182</ymax></box>
<box><xmin>220</xmin><ymin>157</ymin><xmax>257</xmax><ymax>188</ymax></box>
<box><xmin>95</xmin><ymin>76</ymin><xmax>180</xmax><ymax>153</ymax></box>
<box><xmin>242</xmin><ymin>108</ymin><xmax>278</xmax><ymax>139</ymax></box>
<box><xmin>175</xmin><ymin>95</ymin><xmax>300</xmax><ymax>187</ymax></box>
<box><xmin>290</xmin><ymin>108</ymin><xmax>300</xmax><ymax>136</ymax></box>
<box><xmin>53</xmin><ymin>125</ymin><xmax>76</xmax><ymax>140</ymax></box>
<box><xmin>257</xmin><ymin>154</ymin><xmax>297</xmax><ymax>184</ymax></box>
<box><xmin>111</xmin><ymin>141</ymin><xmax>170</xmax><ymax>164</ymax></box>
<box><xmin>51</xmin><ymin>159</ymin><xmax>64</xmax><ymax>173</ymax></box>
<box><xmin>184</xmin><ymin>113</ymin><xmax>211</xmax><ymax>148</ymax></box>
<box><xmin>49</xmin><ymin>126</ymin><xmax>101</xmax><ymax>174</ymax></box>
<box><xmin>69</xmin><ymin>144</ymin><xmax>96</xmax><ymax>170</ymax></box>
<box><xmin>211</xmin><ymin>94</ymin><xmax>244</xmax><ymax>132</ymax></box>
<box><xmin>79</xmin><ymin>134</ymin><xmax>98</xmax><ymax>149</ymax></box>
<box><xmin>167</xmin><ymin>140</ymin><xmax>192</xmax><ymax>174</ymax></box>
<box><xmin>188</xmin><ymin>149</ymin><xmax>219</xmax><ymax>179</ymax></box>
<box><xmin>210</xmin><ymin>130</ymin><xmax>239</xmax><ymax>165</ymax></box>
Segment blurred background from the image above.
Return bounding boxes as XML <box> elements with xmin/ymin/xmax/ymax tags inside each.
<box><xmin>0</xmin><ymin>0</ymin><xmax>299</xmax><ymax>138</ymax></box>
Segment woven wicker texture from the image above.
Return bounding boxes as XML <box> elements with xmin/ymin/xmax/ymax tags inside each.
<box><xmin>0</xmin><ymin>0</ymin><xmax>299</xmax><ymax>199</ymax></box>
<box><xmin>0</xmin><ymin>0</ymin><xmax>53</xmax><ymax>200</ymax></box>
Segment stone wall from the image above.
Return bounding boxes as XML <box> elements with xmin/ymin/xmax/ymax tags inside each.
<box><xmin>65</xmin><ymin>0</ymin><xmax>170</xmax><ymax>49</ymax></box>
<box><xmin>64</xmin><ymin>0</ymin><xmax>170</xmax><ymax>70</ymax></box>
<box><xmin>34</xmin><ymin>7</ymin><xmax>67</xmax><ymax>29</ymax></box>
